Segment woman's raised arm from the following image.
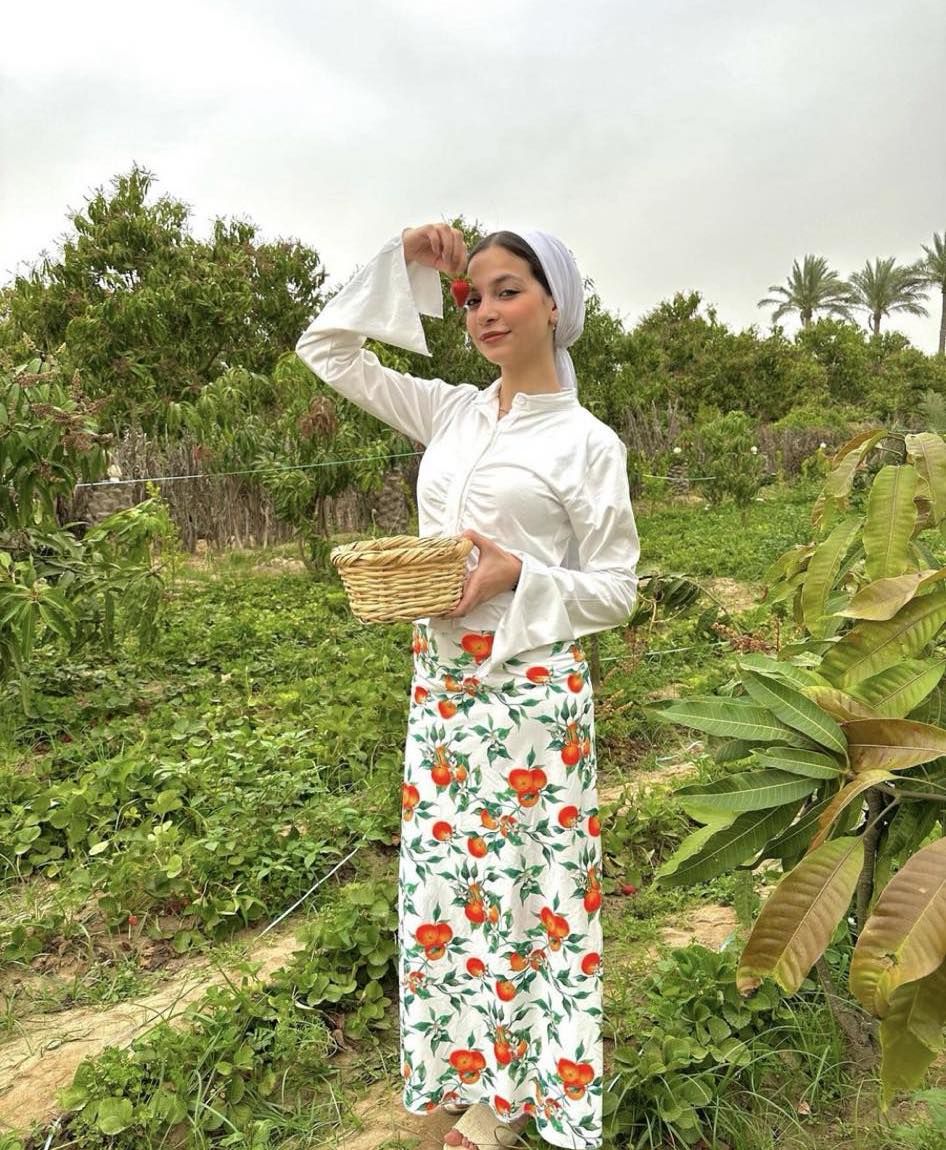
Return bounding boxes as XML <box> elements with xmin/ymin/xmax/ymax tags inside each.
<box><xmin>295</xmin><ymin>226</ymin><xmax>470</xmax><ymax>445</ymax></box>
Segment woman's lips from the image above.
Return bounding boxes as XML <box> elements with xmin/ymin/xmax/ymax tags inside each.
<box><xmin>480</xmin><ymin>331</ymin><xmax>509</xmax><ymax>343</ymax></box>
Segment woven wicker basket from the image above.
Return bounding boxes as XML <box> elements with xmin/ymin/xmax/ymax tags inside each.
<box><xmin>330</xmin><ymin>534</ymin><xmax>474</xmax><ymax>623</ymax></box>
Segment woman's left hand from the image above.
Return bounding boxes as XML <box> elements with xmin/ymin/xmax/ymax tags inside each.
<box><xmin>441</xmin><ymin>529</ymin><xmax>522</xmax><ymax>619</ymax></box>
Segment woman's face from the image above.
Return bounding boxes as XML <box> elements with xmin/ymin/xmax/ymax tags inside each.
<box><xmin>465</xmin><ymin>245</ymin><xmax>557</xmax><ymax>368</ymax></box>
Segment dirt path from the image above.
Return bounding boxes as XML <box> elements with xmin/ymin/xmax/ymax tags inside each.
<box><xmin>599</xmin><ymin>753</ymin><xmax>701</xmax><ymax>807</ymax></box>
<box><xmin>0</xmin><ymin>923</ymin><xmax>303</xmax><ymax>1135</ymax></box>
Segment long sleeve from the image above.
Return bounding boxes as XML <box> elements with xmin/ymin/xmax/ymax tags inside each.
<box><xmin>295</xmin><ymin>234</ymin><xmax>471</xmax><ymax>445</ymax></box>
<box><xmin>479</xmin><ymin>437</ymin><xmax>639</xmax><ymax>674</ymax></box>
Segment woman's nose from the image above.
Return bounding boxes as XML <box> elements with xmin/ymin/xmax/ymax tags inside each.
<box><xmin>477</xmin><ymin>297</ymin><xmax>500</xmax><ymax>324</ymax></box>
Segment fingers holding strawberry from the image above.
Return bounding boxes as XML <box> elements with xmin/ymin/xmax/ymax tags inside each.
<box><xmin>401</xmin><ymin>224</ymin><xmax>468</xmax><ymax>278</ymax></box>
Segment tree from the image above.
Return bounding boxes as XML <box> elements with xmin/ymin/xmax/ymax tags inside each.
<box><xmin>919</xmin><ymin>232</ymin><xmax>946</xmax><ymax>356</ymax></box>
<box><xmin>758</xmin><ymin>255</ymin><xmax>854</xmax><ymax>328</ymax></box>
<box><xmin>4</xmin><ymin>165</ymin><xmax>327</xmax><ymax>432</ymax></box>
<box><xmin>848</xmin><ymin>256</ymin><xmax>929</xmax><ymax>336</ymax></box>
<box><xmin>653</xmin><ymin>429</ymin><xmax>946</xmax><ymax>1109</ymax></box>
<box><xmin>0</xmin><ymin>352</ymin><xmax>171</xmax><ymax>705</ymax></box>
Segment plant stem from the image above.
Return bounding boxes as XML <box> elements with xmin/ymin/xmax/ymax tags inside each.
<box><xmin>589</xmin><ymin>633</ymin><xmax>601</xmax><ymax>689</ymax></box>
<box><xmin>814</xmin><ymin>956</ymin><xmax>875</xmax><ymax>1066</ymax></box>
<box><xmin>856</xmin><ymin>788</ymin><xmax>890</xmax><ymax>934</ymax></box>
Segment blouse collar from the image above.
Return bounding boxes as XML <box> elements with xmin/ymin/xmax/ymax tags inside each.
<box><xmin>474</xmin><ymin>378</ymin><xmax>579</xmax><ymax>411</ymax></box>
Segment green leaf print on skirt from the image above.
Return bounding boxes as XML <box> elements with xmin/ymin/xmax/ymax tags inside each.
<box><xmin>398</xmin><ymin>622</ymin><xmax>604</xmax><ymax>1150</ymax></box>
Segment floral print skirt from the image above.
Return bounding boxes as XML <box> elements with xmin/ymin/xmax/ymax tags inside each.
<box><xmin>398</xmin><ymin>622</ymin><xmax>603</xmax><ymax>1150</ymax></box>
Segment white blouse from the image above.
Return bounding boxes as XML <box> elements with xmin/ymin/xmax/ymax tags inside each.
<box><xmin>295</xmin><ymin>234</ymin><xmax>640</xmax><ymax>678</ymax></box>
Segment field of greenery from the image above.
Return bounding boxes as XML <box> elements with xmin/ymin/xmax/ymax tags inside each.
<box><xmin>0</xmin><ymin>478</ymin><xmax>944</xmax><ymax>1150</ymax></box>
<box><xmin>3</xmin><ymin>166</ymin><xmax>946</xmax><ymax>1149</ymax></box>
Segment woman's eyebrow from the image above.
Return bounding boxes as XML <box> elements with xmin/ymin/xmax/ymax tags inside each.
<box><xmin>470</xmin><ymin>273</ymin><xmax>524</xmax><ymax>290</ymax></box>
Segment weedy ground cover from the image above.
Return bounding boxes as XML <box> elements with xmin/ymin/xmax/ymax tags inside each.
<box><xmin>0</xmin><ymin>482</ymin><xmax>938</xmax><ymax>1148</ymax></box>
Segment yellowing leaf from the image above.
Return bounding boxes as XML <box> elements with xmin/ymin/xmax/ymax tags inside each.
<box><xmin>809</xmin><ymin>769</ymin><xmax>894</xmax><ymax>852</ymax></box>
<box><xmin>841</xmin><ymin>717</ymin><xmax>946</xmax><ymax>772</ymax></box>
<box><xmin>819</xmin><ymin>588</ymin><xmax>946</xmax><ymax>687</ymax></box>
<box><xmin>879</xmin><ymin>957</ymin><xmax>946</xmax><ymax>1108</ymax></box>
<box><xmin>737</xmin><ymin>837</ymin><xmax>863</xmax><ymax>994</ymax></box>
<box><xmin>837</xmin><ymin>570</ymin><xmax>943</xmax><ymax>622</ymax></box>
<box><xmin>803</xmin><ymin>686</ymin><xmax>878</xmax><ymax>722</ymax></box>
<box><xmin>850</xmin><ymin>837</ymin><xmax>946</xmax><ymax>1017</ymax></box>
<box><xmin>863</xmin><ymin>465</ymin><xmax>917</xmax><ymax>582</ymax></box>
<box><xmin>905</xmin><ymin>432</ymin><xmax>946</xmax><ymax>527</ymax></box>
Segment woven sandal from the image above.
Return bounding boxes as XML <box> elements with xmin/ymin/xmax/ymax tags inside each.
<box><xmin>443</xmin><ymin>1101</ymin><xmax>524</xmax><ymax>1149</ymax></box>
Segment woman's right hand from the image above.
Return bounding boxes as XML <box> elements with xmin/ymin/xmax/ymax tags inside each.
<box><xmin>401</xmin><ymin>224</ymin><xmax>468</xmax><ymax>278</ymax></box>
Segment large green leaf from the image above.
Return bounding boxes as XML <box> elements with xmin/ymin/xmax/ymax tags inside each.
<box><xmin>836</xmin><ymin>570</ymin><xmax>946</xmax><ymax>622</ymax></box>
<box><xmin>654</xmin><ymin>698</ymin><xmax>812</xmax><ymax>746</ymax></box>
<box><xmin>850</xmin><ymin>837</ymin><xmax>946</xmax><ymax>1016</ymax></box>
<box><xmin>809</xmin><ymin>769</ymin><xmax>894</xmax><ymax>851</ymax></box>
<box><xmin>760</xmin><ymin>797</ymin><xmax>835</xmax><ymax>864</ymax></box>
<box><xmin>737</xmin><ymin>653</ymin><xmax>825</xmax><ymax>689</ymax></box>
<box><xmin>849</xmin><ymin>660</ymin><xmax>946</xmax><ymax>720</ymax></box>
<box><xmin>812</xmin><ymin>430</ymin><xmax>886</xmax><ymax>530</ymax></box>
<box><xmin>879</xmin><ymin>958</ymin><xmax>946</xmax><ymax>1108</ymax></box>
<box><xmin>801</xmin><ymin>517</ymin><xmax>862</xmax><ymax>638</ymax></box>
<box><xmin>656</xmin><ymin>803</ymin><xmax>801</xmax><ymax>889</ymax></box>
<box><xmin>841</xmin><ymin>717</ymin><xmax>946</xmax><ymax>773</ymax></box>
<box><xmin>819</xmin><ymin>587</ymin><xmax>946</xmax><ymax>687</ymax></box>
<box><xmin>736</xmin><ymin>836</ymin><xmax>863</xmax><ymax>994</ymax></box>
<box><xmin>751</xmin><ymin>746</ymin><xmax>842</xmax><ymax>779</ymax></box>
<box><xmin>863</xmin><ymin>465</ymin><xmax>918</xmax><ymax>582</ymax></box>
<box><xmin>654</xmin><ymin>815</ymin><xmax>735</xmax><ymax>883</ymax></box>
<box><xmin>906</xmin><ymin>432</ymin><xmax>946</xmax><ymax>527</ymax></box>
<box><xmin>742</xmin><ymin>670</ymin><xmax>847</xmax><ymax>755</ymax></box>
<box><xmin>763</xmin><ymin>544</ymin><xmax>816</xmax><ymax>589</ymax></box>
<box><xmin>766</xmin><ymin>569</ymin><xmax>808</xmax><ymax>606</ymax></box>
<box><xmin>675</xmin><ymin>770</ymin><xmax>817</xmax><ymax>818</ymax></box>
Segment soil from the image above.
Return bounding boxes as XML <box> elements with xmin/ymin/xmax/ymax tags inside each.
<box><xmin>703</xmin><ymin>576</ymin><xmax>762</xmax><ymax>616</ymax></box>
<box><xmin>658</xmin><ymin>904</ymin><xmax>739</xmax><ymax>950</ymax></box>
<box><xmin>332</xmin><ymin>1080</ymin><xmax>461</xmax><ymax>1150</ymax></box>
<box><xmin>0</xmin><ymin>923</ymin><xmax>303</xmax><ymax>1136</ymax></box>
<box><xmin>598</xmin><ymin>755</ymin><xmax>700</xmax><ymax>807</ymax></box>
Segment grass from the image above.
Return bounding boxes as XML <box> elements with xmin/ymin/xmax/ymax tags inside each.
<box><xmin>0</xmin><ymin>481</ymin><xmax>930</xmax><ymax>1149</ymax></box>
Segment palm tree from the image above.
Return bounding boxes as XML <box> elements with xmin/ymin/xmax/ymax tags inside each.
<box><xmin>919</xmin><ymin>232</ymin><xmax>946</xmax><ymax>355</ymax></box>
<box><xmin>848</xmin><ymin>256</ymin><xmax>929</xmax><ymax>336</ymax></box>
<box><xmin>758</xmin><ymin>255</ymin><xmax>854</xmax><ymax>327</ymax></box>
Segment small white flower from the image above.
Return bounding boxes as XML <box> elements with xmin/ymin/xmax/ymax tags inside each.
<box><xmin>749</xmin><ymin>446</ymin><xmax>758</xmax><ymax>455</ymax></box>
<box><xmin>819</xmin><ymin>442</ymin><xmax>827</xmax><ymax>449</ymax></box>
<box><xmin>672</xmin><ymin>446</ymin><xmax>682</xmax><ymax>456</ymax></box>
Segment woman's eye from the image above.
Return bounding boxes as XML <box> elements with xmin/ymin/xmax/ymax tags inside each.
<box><xmin>499</xmin><ymin>289</ymin><xmax>518</xmax><ymax>298</ymax></box>
<box><xmin>466</xmin><ymin>297</ymin><xmax>481</xmax><ymax>309</ymax></box>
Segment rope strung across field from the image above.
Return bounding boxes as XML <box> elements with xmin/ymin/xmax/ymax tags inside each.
<box><xmin>73</xmin><ymin>450</ymin><xmax>427</xmax><ymax>489</ymax></box>
<box><xmin>74</xmin><ymin>454</ymin><xmax>719</xmax><ymax>489</ymax></box>
<box><xmin>257</xmin><ymin>845</ymin><xmax>360</xmax><ymax>937</ymax></box>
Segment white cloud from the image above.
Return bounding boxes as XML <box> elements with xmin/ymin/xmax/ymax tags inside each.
<box><xmin>2</xmin><ymin>0</ymin><xmax>944</xmax><ymax>349</ymax></box>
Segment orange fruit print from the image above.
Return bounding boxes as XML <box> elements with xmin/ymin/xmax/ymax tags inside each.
<box><xmin>400</xmin><ymin>624</ymin><xmax>603</xmax><ymax>1148</ymax></box>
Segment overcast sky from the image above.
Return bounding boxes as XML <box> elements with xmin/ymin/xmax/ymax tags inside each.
<box><xmin>2</xmin><ymin>0</ymin><xmax>944</xmax><ymax>351</ymax></box>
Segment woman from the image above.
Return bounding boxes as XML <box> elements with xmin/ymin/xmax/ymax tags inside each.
<box><xmin>296</xmin><ymin>223</ymin><xmax>639</xmax><ymax>1150</ymax></box>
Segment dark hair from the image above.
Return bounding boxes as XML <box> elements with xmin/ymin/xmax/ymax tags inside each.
<box><xmin>468</xmin><ymin>231</ymin><xmax>553</xmax><ymax>296</ymax></box>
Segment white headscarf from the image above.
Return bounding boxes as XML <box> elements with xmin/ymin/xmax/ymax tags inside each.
<box><xmin>514</xmin><ymin>228</ymin><xmax>585</xmax><ymax>392</ymax></box>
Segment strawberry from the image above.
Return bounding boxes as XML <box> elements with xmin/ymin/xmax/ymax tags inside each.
<box><xmin>451</xmin><ymin>279</ymin><xmax>470</xmax><ymax>309</ymax></box>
